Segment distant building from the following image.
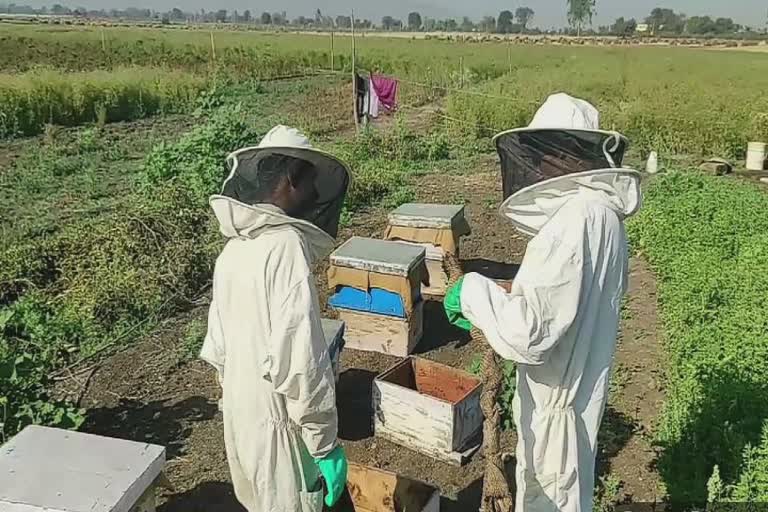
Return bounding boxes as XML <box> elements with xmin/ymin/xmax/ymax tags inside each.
<box><xmin>636</xmin><ymin>23</ymin><xmax>650</xmax><ymax>33</ymax></box>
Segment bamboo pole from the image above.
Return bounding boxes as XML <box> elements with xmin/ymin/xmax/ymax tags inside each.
<box><xmin>210</xmin><ymin>31</ymin><xmax>217</xmax><ymax>61</ymax></box>
<box><xmin>330</xmin><ymin>31</ymin><xmax>335</xmax><ymax>71</ymax></box>
<box><xmin>351</xmin><ymin>10</ymin><xmax>359</xmax><ymax>132</ymax></box>
<box><xmin>100</xmin><ymin>29</ymin><xmax>106</xmax><ymax>52</ymax></box>
<box><xmin>459</xmin><ymin>56</ymin><xmax>464</xmax><ymax>88</ymax></box>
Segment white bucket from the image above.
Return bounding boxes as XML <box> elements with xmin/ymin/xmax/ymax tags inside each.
<box><xmin>746</xmin><ymin>142</ymin><xmax>767</xmax><ymax>171</ymax></box>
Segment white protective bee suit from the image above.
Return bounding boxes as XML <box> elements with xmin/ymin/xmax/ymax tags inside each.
<box><xmin>200</xmin><ymin>126</ymin><xmax>351</xmax><ymax>512</ymax></box>
<box><xmin>459</xmin><ymin>95</ymin><xmax>642</xmax><ymax>512</ymax></box>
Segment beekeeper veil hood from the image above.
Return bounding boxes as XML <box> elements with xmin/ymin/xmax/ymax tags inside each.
<box><xmin>493</xmin><ymin>93</ymin><xmax>641</xmax><ymax>236</ymax></box>
<box><xmin>210</xmin><ymin>125</ymin><xmax>351</xmax><ymax>263</ymax></box>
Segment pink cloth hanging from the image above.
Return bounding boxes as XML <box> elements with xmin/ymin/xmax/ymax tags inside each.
<box><xmin>370</xmin><ymin>74</ymin><xmax>398</xmax><ymax>111</ymax></box>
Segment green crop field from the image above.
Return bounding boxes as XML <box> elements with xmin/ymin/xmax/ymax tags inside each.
<box><xmin>1</xmin><ymin>23</ymin><xmax>768</xmax><ymax>508</ymax></box>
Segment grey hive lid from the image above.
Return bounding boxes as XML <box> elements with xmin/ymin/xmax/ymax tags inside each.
<box><xmin>388</xmin><ymin>203</ymin><xmax>465</xmax><ymax>229</ymax></box>
<box><xmin>0</xmin><ymin>425</ymin><xmax>165</xmax><ymax>512</ymax></box>
<box><xmin>330</xmin><ymin>237</ymin><xmax>426</xmax><ymax>277</ymax></box>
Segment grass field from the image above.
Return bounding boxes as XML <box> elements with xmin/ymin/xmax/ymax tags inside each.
<box><xmin>2</xmin><ymin>23</ymin><xmax>768</xmax><ymax>508</ymax></box>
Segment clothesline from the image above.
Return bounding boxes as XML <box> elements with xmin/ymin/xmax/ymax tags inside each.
<box><xmin>320</xmin><ymin>67</ymin><xmax>520</xmax><ymax>102</ymax></box>
<box><xmin>395</xmin><ymin>102</ymin><xmax>502</xmax><ymax>133</ymax></box>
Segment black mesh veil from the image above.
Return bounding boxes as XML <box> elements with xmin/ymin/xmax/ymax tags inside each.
<box><xmin>221</xmin><ymin>147</ymin><xmax>350</xmax><ymax>238</ymax></box>
<box><xmin>494</xmin><ymin>129</ymin><xmax>628</xmax><ymax>200</ymax></box>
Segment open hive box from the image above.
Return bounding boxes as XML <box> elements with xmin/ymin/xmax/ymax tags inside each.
<box><xmin>373</xmin><ymin>357</ymin><xmax>483</xmax><ymax>465</ymax></box>
<box><xmin>328</xmin><ymin>463</ymin><xmax>440</xmax><ymax>512</ymax></box>
<box><xmin>384</xmin><ymin>203</ymin><xmax>471</xmax><ymax>298</ymax></box>
<box><xmin>328</xmin><ymin>237</ymin><xmax>427</xmax><ymax>357</ymax></box>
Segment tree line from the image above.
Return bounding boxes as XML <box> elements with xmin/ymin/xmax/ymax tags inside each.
<box><xmin>1</xmin><ymin>2</ymin><xmax>765</xmax><ymax>36</ymax></box>
<box><xmin>603</xmin><ymin>8</ymin><xmax>755</xmax><ymax>36</ymax></box>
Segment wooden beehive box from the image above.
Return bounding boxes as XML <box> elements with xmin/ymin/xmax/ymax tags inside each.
<box><xmin>385</xmin><ymin>204</ymin><xmax>470</xmax><ymax>298</ymax></box>
<box><xmin>372</xmin><ymin>357</ymin><xmax>483</xmax><ymax>465</ymax></box>
<box><xmin>330</xmin><ymin>237</ymin><xmax>426</xmax><ymax>357</ymax></box>
<box><xmin>0</xmin><ymin>425</ymin><xmax>166</xmax><ymax>512</ymax></box>
<box><xmin>328</xmin><ymin>463</ymin><xmax>440</xmax><ymax>512</ymax></box>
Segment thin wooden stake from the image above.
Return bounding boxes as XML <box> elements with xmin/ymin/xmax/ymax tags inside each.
<box><xmin>459</xmin><ymin>56</ymin><xmax>464</xmax><ymax>88</ymax></box>
<box><xmin>507</xmin><ymin>39</ymin><xmax>512</xmax><ymax>74</ymax></box>
<box><xmin>210</xmin><ymin>31</ymin><xmax>217</xmax><ymax>61</ymax></box>
<box><xmin>351</xmin><ymin>10</ymin><xmax>359</xmax><ymax>132</ymax></box>
<box><xmin>330</xmin><ymin>31</ymin><xmax>335</xmax><ymax>71</ymax></box>
<box><xmin>100</xmin><ymin>29</ymin><xmax>106</xmax><ymax>52</ymax></box>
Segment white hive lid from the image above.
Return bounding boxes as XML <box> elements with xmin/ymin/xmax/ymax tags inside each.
<box><xmin>0</xmin><ymin>425</ymin><xmax>165</xmax><ymax>512</ymax></box>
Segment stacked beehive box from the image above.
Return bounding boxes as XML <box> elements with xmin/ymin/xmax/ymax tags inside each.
<box><xmin>384</xmin><ymin>203</ymin><xmax>471</xmax><ymax>298</ymax></box>
<box><xmin>328</xmin><ymin>237</ymin><xmax>428</xmax><ymax>357</ymax></box>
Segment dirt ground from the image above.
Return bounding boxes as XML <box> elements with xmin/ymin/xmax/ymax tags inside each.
<box><xmin>57</xmin><ymin>153</ymin><xmax>667</xmax><ymax>510</ymax></box>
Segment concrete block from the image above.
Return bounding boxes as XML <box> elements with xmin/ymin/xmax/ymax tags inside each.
<box><xmin>0</xmin><ymin>425</ymin><xmax>165</xmax><ymax>512</ymax></box>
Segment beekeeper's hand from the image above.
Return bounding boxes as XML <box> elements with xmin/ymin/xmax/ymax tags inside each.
<box><xmin>444</xmin><ymin>277</ymin><xmax>472</xmax><ymax>331</ymax></box>
<box><xmin>315</xmin><ymin>445</ymin><xmax>348</xmax><ymax>507</ymax></box>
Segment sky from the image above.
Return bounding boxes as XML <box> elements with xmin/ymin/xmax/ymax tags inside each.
<box><xmin>23</xmin><ymin>1</ymin><xmax>768</xmax><ymax>29</ymax></box>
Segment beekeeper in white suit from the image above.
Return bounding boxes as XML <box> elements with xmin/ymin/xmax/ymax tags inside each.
<box><xmin>200</xmin><ymin>125</ymin><xmax>351</xmax><ymax>512</ymax></box>
<box><xmin>444</xmin><ymin>93</ymin><xmax>642</xmax><ymax>512</ymax></box>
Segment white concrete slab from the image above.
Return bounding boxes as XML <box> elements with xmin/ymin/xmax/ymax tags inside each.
<box><xmin>0</xmin><ymin>425</ymin><xmax>165</xmax><ymax>512</ymax></box>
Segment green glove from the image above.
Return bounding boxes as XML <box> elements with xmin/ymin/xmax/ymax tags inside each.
<box><xmin>444</xmin><ymin>276</ymin><xmax>472</xmax><ymax>331</ymax></box>
<box><xmin>315</xmin><ymin>445</ymin><xmax>348</xmax><ymax>507</ymax></box>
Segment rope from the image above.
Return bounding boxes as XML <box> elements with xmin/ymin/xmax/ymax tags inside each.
<box><xmin>444</xmin><ymin>253</ymin><xmax>514</xmax><ymax>512</ymax></box>
<box><xmin>321</xmin><ymin>66</ymin><xmax>519</xmax><ymax>101</ymax></box>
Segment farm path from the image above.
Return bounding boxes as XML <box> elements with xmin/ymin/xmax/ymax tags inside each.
<box><xmin>61</xmin><ymin>102</ymin><xmax>666</xmax><ymax>510</ymax></box>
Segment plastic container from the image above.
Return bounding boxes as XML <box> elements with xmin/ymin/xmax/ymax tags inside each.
<box><xmin>645</xmin><ymin>151</ymin><xmax>659</xmax><ymax>174</ymax></box>
<box><xmin>746</xmin><ymin>142</ymin><xmax>767</xmax><ymax>171</ymax></box>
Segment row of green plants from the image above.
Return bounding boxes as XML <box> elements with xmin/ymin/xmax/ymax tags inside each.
<box><xmin>0</xmin><ymin>67</ymin><xmax>207</xmax><ymax>137</ymax></box>
<box><xmin>0</xmin><ymin>103</ymin><xmax>263</xmax><ymax>441</ymax></box>
<box><xmin>445</xmin><ymin>46</ymin><xmax>768</xmax><ymax>160</ymax></box>
<box><xmin>0</xmin><ymin>102</ymin><xmax>454</xmax><ymax>441</ymax></box>
<box><xmin>627</xmin><ymin>171</ymin><xmax>768</xmax><ymax>504</ymax></box>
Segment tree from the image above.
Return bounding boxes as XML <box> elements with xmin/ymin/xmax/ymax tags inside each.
<box><xmin>169</xmin><ymin>7</ymin><xmax>184</xmax><ymax>21</ymax></box>
<box><xmin>515</xmin><ymin>7</ymin><xmax>534</xmax><ymax>30</ymax></box>
<box><xmin>382</xmin><ymin>16</ymin><xmax>395</xmax><ymax>30</ymax></box>
<box><xmin>646</xmin><ymin>8</ymin><xmax>685</xmax><ymax>34</ymax></box>
<box><xmin>335</xmin><ymin>15</ymin><xmax>351</xmax><ymax>28</ymax></box>
<box><xmin>408</xmin><ymin>12</ymin><xmax>422</xmax><ymax>30</ymax></box>
<box><xmin>271</xmin><ymin>12</ymin><xmax>286</xmax><ymax>25</ymax></box>
<box><xmin>567</xmin><ymin>0</ymin><xmax>596</xmax><ymax>35</ymax></box>
<box><xmin>423</xmin><ymin>17</ymin><xmax>436</xmax><ymax>31</ymax></box>
<box><xmin>460</xmin><ymin>16</ymin><xmax>475</xmax><ymax>32</ymax></box>
<box><xmin>714</xmin><ymin>17</ymin><xmax>736</xmax><ymax>34</ymax></box>
<box><xmin>214</xmin><ymin>9</ymin><xmax>227</xmax><ymax>23</ymax></box>
<box><xmin>480</xmin><ymin>15</ymin><xmax>496</xmax><ymax>32</ymax></box>
<box><xmin>497</xmin><ymin>10</ymin><xmax>514</xmax><ymax>33</ymax></box>
<box><xmin>611</xmin><ymin>16</ymin><xmax>637</xmax><ymax>35</ymax></box>
<box><xmin>445</xmin><ymin>18</ymin><xmax>457</xmax><ymax>31</ymax></box>
<box><xmin>261</xmin><ymin>11</ymin><xmax>271</xmax><ymax>24</ymax></box>
<box><xmin>51</xmin><ymin>4</ymin><xmax>69</xmax><ymax>15</ymax></box>
<box><xmin>243</xmin><ymin>10</ymin><xmax>251</xmax><ymax>23</ymax></box>
<box><xmin>687</xmin><ymin>15</ymin><xmax>716</xmax><ymax>34</ymax></box>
